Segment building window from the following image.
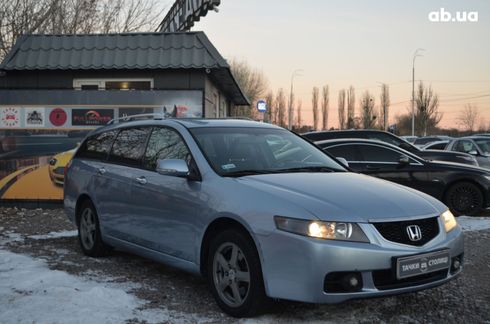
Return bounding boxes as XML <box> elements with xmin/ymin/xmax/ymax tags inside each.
<box><xmin>73</xmin><ymin>79</ymin><xmax>153</xmax><ymax>91</ymax></box>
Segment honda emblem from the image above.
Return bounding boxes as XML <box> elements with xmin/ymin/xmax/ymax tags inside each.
<box><xmin>406</xmin><ymin>225</ymin><xmax>422</xmax><ymax>241</ymax></box>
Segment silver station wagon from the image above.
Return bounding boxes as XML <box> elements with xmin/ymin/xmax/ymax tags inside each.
<box><xmin>64</xmin><ymin>116</ymin><xmax>464</xmax><ymax>317</ymax></box>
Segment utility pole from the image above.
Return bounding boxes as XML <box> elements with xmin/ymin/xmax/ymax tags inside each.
<box><xmin>412</xmin><ymin>48</ymin><xmax>425</xmax><ymax>136</ymax></box>
<box><xmin>288</xmin><ymin>69</ymin><xmax>303</xmax><ymax>130</ymax></box>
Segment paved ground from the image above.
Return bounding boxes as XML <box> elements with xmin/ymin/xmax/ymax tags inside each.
<box><xmin>1</xmin><ymin>207</ymin><xmax>489</xmax><ymax>323</ymax></box>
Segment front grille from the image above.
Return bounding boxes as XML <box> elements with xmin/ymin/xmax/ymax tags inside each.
<box><xmin>372</xmin><ymin>269</ymin><xmax>448</xmax><ymax>290</ymax></box>
<box><xmin>373</xmin><ymin>217</ymin><xmax>439</xmax><ymax>246</ymax></box>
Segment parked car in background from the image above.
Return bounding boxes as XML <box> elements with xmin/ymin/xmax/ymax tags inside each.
<box><xmin>446</xmin><ymin>136</ymin><xmax>490</xmax><ymax>169</ymax></box>
<box><xmin>422</xmin><ymin>140</ymin><xmax>450</xmax><ymax>151</ymax></box>
<box><xmin>303</xmin><ymin>130</ymin><xmax>477</xmax><ymax>166</ymax></box>
<box><xmin>65</xmin><ymin>117</ymin><xmax>463</xmax><ymax>317</ymax></box>
<box><xmin>413</xmin><ymin>136</ymin><xmax>452</xmax><ymax>148</ymax></box>
<box><xmin>401</xmin><ymin>135</ymin><xmax>418</xmax><ymax>143</ymax></box>
<box><xmin>316</xmin><ymin>138</ymin><xmax>490</xmax><ymax>215</ymax></box>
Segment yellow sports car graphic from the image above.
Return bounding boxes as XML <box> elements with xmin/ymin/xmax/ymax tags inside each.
<box><xmin>48</xmin><ymin>148</ymin><xmax>76</xmax><ymax>185</ymax></box>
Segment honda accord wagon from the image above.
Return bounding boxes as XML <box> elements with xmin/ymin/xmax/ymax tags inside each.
<box><xmin>64</xmin><ymin>116</ymin><xmax>464</xmax><ymax>317</ymax></box>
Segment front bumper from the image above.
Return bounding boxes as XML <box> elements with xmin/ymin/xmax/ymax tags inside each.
<box><xmin>257</xmin><ymin>221</ymin><xmax>464</xmax><ymax>303</ymax></box>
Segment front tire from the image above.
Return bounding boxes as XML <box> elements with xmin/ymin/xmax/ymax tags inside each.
<box><xmin>77</xmin><ymin>200</ymin><xmax>110</xmax><ymax>257</ymax></box>
<box><xmin>207</xmin><ymin>229</ymin><xmax>268</xmax><ymax>317</ymax></box>
<box><xmin>444</xmin><ymin>181</ymin><xmax>483</xmax><ymax>216</ymax></box>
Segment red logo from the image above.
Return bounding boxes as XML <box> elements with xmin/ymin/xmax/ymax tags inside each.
<box><xmin>49</xmin><ymin>108</ymin><xmax>67</xmax><ymax>126</ymax></box>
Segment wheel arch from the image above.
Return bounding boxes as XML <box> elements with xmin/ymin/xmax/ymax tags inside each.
<box><xmin>442</xmin><ymin>178</ymin><xmax>487</xmax><ymax>208</ymax></box>
<box><xmin>199</xmin><ymin>216</ymin><xmax>265</xmax><ymax>279</ymax></box>
<box><xmin>75</xmin><ymin>193</ymin><xmax>94</xmax><ymax>225</ymax></box>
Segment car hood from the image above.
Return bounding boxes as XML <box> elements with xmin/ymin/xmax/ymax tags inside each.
<box><xmin>237</xmin><ymin>172</ymin><xmax>446</xmax><ymax>223</ymax></box>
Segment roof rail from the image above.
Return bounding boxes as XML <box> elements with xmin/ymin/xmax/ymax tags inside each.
<box><xmin>107</xmin><ymin>113</ymin><xmax>166</xmax><ymax>125</ymax></box>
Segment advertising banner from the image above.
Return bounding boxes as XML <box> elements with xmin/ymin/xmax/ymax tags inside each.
<box><xmin>0</xmin><ymin>90</ymin><xmax>203</xmax><ymax>202</ymax></box>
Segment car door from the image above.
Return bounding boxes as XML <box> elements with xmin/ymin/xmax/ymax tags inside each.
<box><xmin>82</xmin><ymin>129</ymin><xmax>130</xmax><ymax>239</ymax></box>
<box><xmin>127</xmin><ymin>126</ymin><xmax>203</xmax><ymax>262</ymax></box>
<box><xmin>356</xmin><ymin>144</ymin><xmax>431</xmax><ymax>193</ymax></box>
<box><xmin>96</xmin><ymin>127</ymin><xmax>151</xmax><ymax>241</ymax></box>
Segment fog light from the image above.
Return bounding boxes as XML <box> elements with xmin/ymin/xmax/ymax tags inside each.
<box><xmin>349</xmin><ymin>276</ymin><xmax>359</xmax><ymax>287</ymax></box>
<box><xmin>452</xmin><ymin>259</ymin><xmax>461</xmax><ymax>271</ymax></box>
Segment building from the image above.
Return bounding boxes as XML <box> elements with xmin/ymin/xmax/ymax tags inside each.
<box><xmin>0</xmin><ymin>32</ymin><xmax>248</xmax><ymax>203</ymax></box>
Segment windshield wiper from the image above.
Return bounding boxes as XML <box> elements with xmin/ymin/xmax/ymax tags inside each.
<box><xmin>270</xmin><ymin>166</ymin><xmax>338</xmax><ymax>173</ymax></box>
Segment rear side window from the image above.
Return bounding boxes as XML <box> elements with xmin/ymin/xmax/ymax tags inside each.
<box><xmin>357</xmin><ymin>144</ymin><xmax>403</xmax><ymax>163</ymax></box>
<box><xmin>143</xmin><ymin>127</ymin><xmax>191</xmax><ymax>170</ymax></box>
<box><xmin>76</xmin><ymin>130</ymin><xmax>118</xmax><ymax>160</ymax></box>
<box><xmin>109</xmin><ymin>127</ymin><xmax>151</xmax><ymax>166</ymax></box>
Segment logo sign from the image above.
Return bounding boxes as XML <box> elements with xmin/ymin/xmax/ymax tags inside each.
<box><xmin>49</xmin><ymin>108</ymin><xmax>68</xmax><ymax>127</ymax></box>
<box><xmin>406</xmin><ymin>225</ymin><xmax>422</xmax><ymax>242</ymax></box>
<box><xmin>0</xmin><ymin>107</ymin><xmax>20</xmax><ymax>128</ymax></box>
<box><xmin>257</xmin><ymin>99</ymin><xmax>267</xmax><ymax>113</ymax></box>
<box><xmin>25</xmin><ymin>108</ymin><xmax>45</xmax><ymax>127</ymax></box>
<box><xmin>72</xmin><ymin>109</ymin><xmax>114</xmax><ymax>126</ymax></box>
<box><xmin>428</xmin><ymin>8</ymin><xmax>478</xmax><ymax>23</ymax></box>
<box><xmin>158</xmin><ymin>0</ymin><xmax>221</xmax><ymax>32</ymax></box>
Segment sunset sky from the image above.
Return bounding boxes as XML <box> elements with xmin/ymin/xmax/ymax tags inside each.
<box><xmin>188</xmin><ymin>0</ymin><xmax>490</xmax><ymax>129</ymax></box>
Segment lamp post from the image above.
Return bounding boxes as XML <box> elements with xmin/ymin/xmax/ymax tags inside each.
<box><xmin>411</xmin><ymin>48</ymin><xmax>425</xmax><ymax>136</ymax></box>
<box><xmin>288</xmin><ymin>69</ymin><xmax>303</xmax><ymax>130</ymax></box>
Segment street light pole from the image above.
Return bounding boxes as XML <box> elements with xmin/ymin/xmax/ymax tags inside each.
<box><xmin>411</xmin><ymin>48</ymin><xmax>425</xmax><ymax>136</ymax></box>
<box><xmin>288</xmin><ymin>69</ymin><xmax>302</xmax><ymax>130</ymax></box>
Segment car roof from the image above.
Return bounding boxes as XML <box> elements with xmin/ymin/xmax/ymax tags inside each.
<box><xmin>453</xmin><ymin>136</ymin><xmax>489</xmax><ymax>140</ymax></box>
<box><xmin>86</xmin><ymin>118</ymin><xmax>281</xmax><ymax>137</ymax></box>
<box><xmin>303</xmin><ymin>129</ymin><xmax>388</xmax><ymax>135</ymax></box>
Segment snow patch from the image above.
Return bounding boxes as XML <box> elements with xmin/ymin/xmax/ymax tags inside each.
<box><xmin>458</xmin><ymin>216</ymin><xmax>490</xmax><ymax>232</ymax></box>
<box><xmin>0</xmin><ymin>249</ymin><xmax>206</xmax><ymax>324</ymax></box>
<box><xmin>28</xmin><ymin>230</ymin><xmax>78</xmax><ymax>240</ymax></box>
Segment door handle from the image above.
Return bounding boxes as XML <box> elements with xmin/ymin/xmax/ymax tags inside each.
<box><xmin>98</xmin><ymin>167</ymin><xmax>106</xmax><ymax>175</ymax></box>
<box><xmin>135</xmin><ymin>176</ymin><xmax>147</xmax><ymax>185</ymax></box>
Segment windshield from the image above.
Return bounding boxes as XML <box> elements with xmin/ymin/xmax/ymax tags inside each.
<box><xmin>190</xmin><ymin>127</ymin><xmax>346</xmax><ymax>176</ymax></box>
<box><xmin>475</xmin><ymin>139</ymin><xmax>490</xmax><ymax>155</ymax></box>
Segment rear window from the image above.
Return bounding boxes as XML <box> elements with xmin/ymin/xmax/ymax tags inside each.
<box><xmin>76</xmin><ymin>130</ymin><xmax>118</xmax><ymax>160</ymax></box>
<box><xmin>109</xmin><ymin>127</ymin><xmax>151</xmax><ymax>166</ymax></box>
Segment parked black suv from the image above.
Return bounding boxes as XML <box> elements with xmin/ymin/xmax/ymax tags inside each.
<box><xmin>303</xmin><ymin>130</ymin><xmax>478</xmax><ymax>166</ymax></box>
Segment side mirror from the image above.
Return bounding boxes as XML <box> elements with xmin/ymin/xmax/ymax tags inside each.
<box><xmin>468</xmin><ymin>150</ymin><xmax>478</xmax><ymax>156</ymax></box>
<box><xmin>336</xmin><ymin>157</ymin><xmax>349</xmax><ymax>167</ymax></box>
<box><xmin>156</xmin><ymin>159</ymin><xmax>189</xmax><ymax>177</ymax></box>
<box><xmin>399</xmin><ymin>155</ymin><xmax>410</xmax><ymax>165</ymax></box>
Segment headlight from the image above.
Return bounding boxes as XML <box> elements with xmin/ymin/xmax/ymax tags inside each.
<box><xmin>441</xmin><ymin>210</ymin><xmax>457</xmax><ymax>232</ymax></box>
<box><xmin>274</xmin><ymin>216</ymin><xmax>369</xmax><ymax>243</ymax></box>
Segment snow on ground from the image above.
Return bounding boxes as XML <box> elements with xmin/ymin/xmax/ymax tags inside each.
<box><xmin>29</xmin><ymin>230</ymin><xmax>78</xmax><ymax>240</ymax></box>
<box><xmin>457</xmin><ymin>216</ymin><xmax>490</xmax><ymax>232</ymax></box>
<box><xmin>0</xmin><ymin>249</ymin><xmax>207</xmax><ymax>324</ymax></box>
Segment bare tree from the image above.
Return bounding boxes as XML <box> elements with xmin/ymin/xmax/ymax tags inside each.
<box><xmin>457</xmin><ymin>104</ymin><xmax>479</xmax><ymax>132</ymax></box>
<box><xmin>338</xmin><ymin>89</ymin><xmax>346</xmax><ymax>130</ymax></box>
<box><xmin>229</xmin><ymin>58</ymin><xmax>269</xmax><ymax>117</ymax></box>
<box><xmin>0</xmin><ymin>0</ymin><xmax>166</xmax><ymax>61</ymax></box>
<box><xmin>346</xmin><ymin>86</ymin><xmax>355</xmax><ymax>128</ymax></box>
<box><xmin>380</xmin><ymin>84</ymin><xmax>390</xmax><ymax>130</ymax></box>
<box><xmin>321</xmin><ymin>85</ymin><xmax>329</xmax><ymax>130</ymax></box>
<box><xmin>312</xmin><ymin>87</ymin><xmax>319</xmax><ymax>130</ymax></box>
<box><xmin>296</xmin><ymin>100</ymin><xmax>302</xmax><ymax>128</ymax></box>
<box><xmin>276</xmin><ymin>88</ymin><xmax>287</xmax><ymax>128</ymax></box>
<box><xmin>360</xmin><ymin>91</ymin><xmax>376</xmax><ymax>129</ymax></box>
<box><xmin>415</xmin><ymin>82</ymin><xmax>442</xmax><ymax>136</ymax></box>
<box><xmin>264</xmin><ymin>90</ymin><xmax>275</xmax><ymax>123</ymax></box>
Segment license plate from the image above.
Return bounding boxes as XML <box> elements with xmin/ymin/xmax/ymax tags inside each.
<box><xmin>396</xmin><ymin>250</ymin><xmax>450</xmax><ymax>279</ymax></box>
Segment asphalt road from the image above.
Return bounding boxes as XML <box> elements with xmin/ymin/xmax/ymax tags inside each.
<box><xmin>1</xmin><ymin>207</ymin><xmax>489</xmax><ymax>323</ymax></box>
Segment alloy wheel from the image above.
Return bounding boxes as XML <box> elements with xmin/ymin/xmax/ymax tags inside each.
<box><xmin>212</xmin><ymin>242</ymin><xmax>251</xmax><ymax>307</ymax></box>
<box><xmin>79</xmin><ymin>208</ymin><xmax>96</xmax><ymax>250</ymax></box>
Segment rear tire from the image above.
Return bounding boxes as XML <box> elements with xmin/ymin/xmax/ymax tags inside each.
<box><xmin>207</xmin><ymin>229</ymin><xmax>268</xmax><ymax>318</ymax></box>
<box><xmin>444</xmin><ymin>181</ymin><xmax>483</xmax><ymax>216</ymax></box>
<box><xmin>77</xmin><ymin>200</ymin><xmax>110</xmax><ymax>257</ymax></box>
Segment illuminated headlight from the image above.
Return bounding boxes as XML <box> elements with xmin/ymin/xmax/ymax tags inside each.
<box><xmin>441</xmin><ymin>210</ymin><xmax>457</xmax><ymax>232</ymax></box>
<box><xmin>274</xmin><ymin>216</ymin><xmax>369</xmax><ymax>243</ymax></box>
